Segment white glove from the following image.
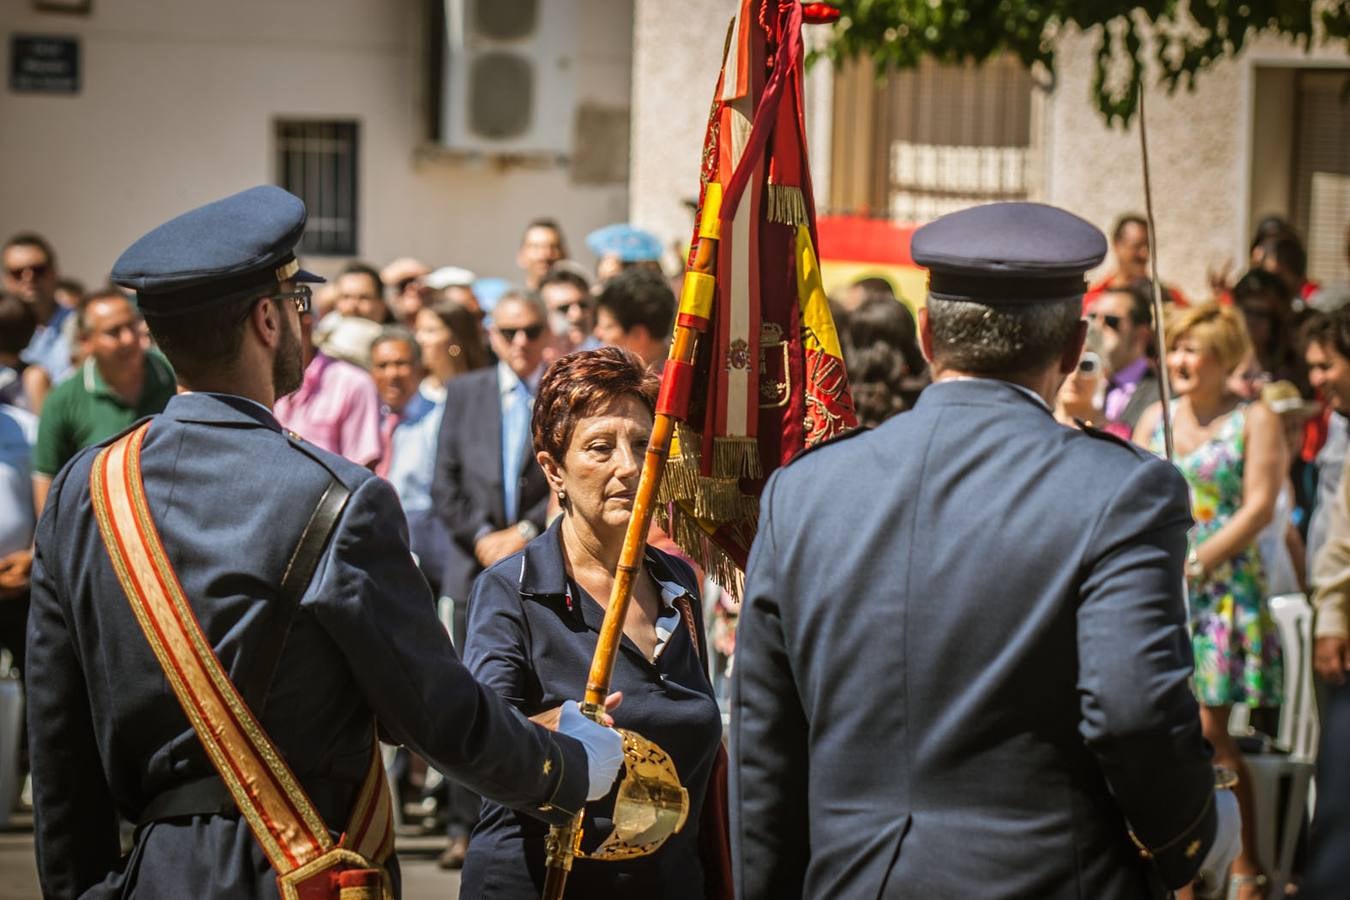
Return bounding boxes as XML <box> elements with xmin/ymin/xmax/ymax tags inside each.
<box><xmin>558</xmin><ymin>700</ymin><xmax>624</xmax><ymax>801</ymax></box>
<box><xmin>1195</xmin><ymin>790</ymin><xmax>1241</xmax><ymax>896</ymax></box>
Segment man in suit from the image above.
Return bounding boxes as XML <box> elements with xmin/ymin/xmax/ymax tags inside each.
<box><xmin>1088</xmin><ymin>279</ymin><xmax>1159</xmax><ymax>436</ymax></box>
<box><xmin>430</xmin><ymin>288</ymin><xmax>554</xmax><ymax>864</ymax></box>
<box><xmin>731</xmin><ymin>202</ymin><xmax>1240</xmax><ymax>899</ymax></box>
<box><xmin>24</xmin><ymin>186</ymin><xmax>621</xmax><ymax>899</ymax></box>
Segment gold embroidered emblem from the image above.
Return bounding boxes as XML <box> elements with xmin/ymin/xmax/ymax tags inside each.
<box><xmin>1185</xmin><ymin>839</ymin><xmax>1202</xmax><ymax>858</ymax></box>
<box><xmin>543</xmin><ymin>759</ymin><xmax>552</xmax><ymax>776</ymax></box>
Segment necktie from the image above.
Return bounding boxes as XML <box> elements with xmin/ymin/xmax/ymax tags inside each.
<box><xmin>376</xmin><ymin>410</ymin><xmax>401</xmax><ymax>479</ymax></box>
<box><xmin>501</xmin><ymin>381</ymin><xmax>532</xmax><ymax>523</ymax></box>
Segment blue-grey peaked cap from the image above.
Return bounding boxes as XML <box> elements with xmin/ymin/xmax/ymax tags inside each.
<box><xmin>911</xmin><ymin>202</ymin><xmax>1107</xmax><ymax>304</ymax></box>
<box><xmin>110</xmin><ymin>185</ymin><xmax>324</xmax><ymax>316</ymax></box>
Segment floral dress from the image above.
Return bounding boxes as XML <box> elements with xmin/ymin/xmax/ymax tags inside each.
<box><xmin>1151</xmin><ymin>402</ymin><xmax>1283</xmax><ymax>708</ymax></box>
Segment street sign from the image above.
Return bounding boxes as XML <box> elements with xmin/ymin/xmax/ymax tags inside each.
<box><xmin>9</xmin><ymin>34</ymin><xmax>80</xmax><ymax>94</ymax></box>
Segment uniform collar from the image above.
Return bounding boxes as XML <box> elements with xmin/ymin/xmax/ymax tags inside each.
<box><xmin>161</xmin><ymin>391</ymin><xmax>284</xmax><ymax>432</ymax></box>
<box><xmin>917</xmin><ymin>377</ymin><xmax>1054</xmax><ymax>416</ymax></box>
<box><xmin>517</xmin><ymin>517</ymin><xmax>692</xmax><ymax>632</ymax></box>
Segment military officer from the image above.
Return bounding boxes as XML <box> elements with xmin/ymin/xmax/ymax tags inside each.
<box><xmin>25</xmin><ymin>186</ymin><xmax>622</xmax><ymax>899</ymax></box>
<box><xmin>730</xmin><ymin>202</ymin><xmax>1240</xmax><ymax>899</ymax></box>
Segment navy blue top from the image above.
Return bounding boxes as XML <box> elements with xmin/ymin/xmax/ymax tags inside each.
<box><xmin>461</xmin><ymin>519</ymin><xmax>724</xmax><ymax>899</ymax></box>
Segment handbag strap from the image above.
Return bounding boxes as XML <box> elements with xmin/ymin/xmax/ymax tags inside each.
<box><xmin>90</xmin><ymin>422</ymin><xmax>393</xmax><ymax>874</ymax></box>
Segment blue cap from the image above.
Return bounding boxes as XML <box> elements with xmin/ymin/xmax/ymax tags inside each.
<box><xmin>910</xmin><ymin>202</ymin><xmax>1106</xmax><ymax>304</ymax></box>
<box><xmin>111</xmin><ymin>185</ymin><xmax>324</xmax><ymax>316</ymax></box>
<box><xmin>585</xmin><ymin>223</ymin><xmax>662</xmax><ymax>263</ymax></box>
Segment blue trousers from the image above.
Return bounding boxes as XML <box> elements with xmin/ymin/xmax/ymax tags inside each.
<box><xmin>1306</xmin><ymin>679</ymin><xmax>1350</xmax><ymax>898</ymax></box>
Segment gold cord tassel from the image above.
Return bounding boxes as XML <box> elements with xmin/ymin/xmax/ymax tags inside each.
<box><xmin>766</xmin><ymin>183</ymin><xmax>808</xmax><ymax>227</ymax></box>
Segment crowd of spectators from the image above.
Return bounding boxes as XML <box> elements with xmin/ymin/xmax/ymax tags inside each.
<box><xmin>3</xmin><ymin>206</ymin><xmax>1348</xmax><ymax>893</ymax></box>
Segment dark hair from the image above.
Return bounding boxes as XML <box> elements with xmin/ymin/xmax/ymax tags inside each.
<box><xmin>1233</xmin><ymin>268</ymin><xmax>1292</xmax><ymax>308</ymax></box>
<box><xmin>531</xmin><ymin>346</ymin><xmax>658</xmax><ymax>461</ymax></box>
<box><xmin>841</xmin><ymin>297</ymin><xmax>926</xmax><ymax>427</ymax></box>
<box><xmin>3</xmin><ymin>232</ymin><xmax>56</xmax><ymax>269</ymax></box>
<box><xmin>1111</xmin><ymin>214</ymin><xmax>1147</xmax><ymax>243</ymax></box>
<box><xmin>1103</xmin><ymin>278</ymin><xmax>1155</xmax><ymax>329</ymax></box>
<box><xmin>539</xmin><ymin>267</ymin><xmax>591</xmax><ymax>295</ymax></box>
<box><xmin>851</xmin><ymin>276</ymin><xmax>896</xmax><ymax>305</ymax></box>
<box><xmin>1300</xmin><ymin>307</ymin><xmax>1350</xmax><ymax>361</ymax></box>
<box><xmin>339</xmin><ymin>261</ymin><xmax>385</xmax><ymax>296</ymax></box>
<box><xmin>144</xmin><ymin>293</ymin><xmax>259</xmax><ymax>383</ymax></box>
<box><xmin>371</xmin><ymin>325</ymin><xmax>421</xmax><ymax>366</ymax></box>
<box><xmin>76</xmin><ymin>288</ymin><xmax>136</xmax><ymax>336</ymax></box>
<box><xmin>1258</xmin><ymin>235</ymin><xmax>1307</xmax><ymax>279</ymax></box>
<box><xmin>422</xmin><ymin>298</ymin><xmax>491</xmax><ymax>372</ymax></box>
<box><xmin>522</xmin><ymin>218</ymin><xmax>568</xmax><ymax>256</ymax></box>
<box><xmin>1250</xmin><ymin>216</ymin><xmax>1296</xmax><ymax>252</ymax></box>
<box><xmin>596</xmin><ymin>268</ymin><xmax>676</xmax><ymax>340</ymax></box>
<box><xmin>0</xmin><ymin>292</ymin><xmax>37</xmax><ymax>355</ymax></box>
<box><xmin>55</xmin><ymin>278</ymin><xmax>84</xmax><ymax>299</ymax></box>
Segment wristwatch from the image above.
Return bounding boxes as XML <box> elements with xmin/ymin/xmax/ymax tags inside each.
<box><xmin>516</xmin><ymin>521</ymin><xmax>540</xmax><ymax>541</ymax></box>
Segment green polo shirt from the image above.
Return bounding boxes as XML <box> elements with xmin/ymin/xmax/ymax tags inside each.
<box><xmin>33</xmin><ymin>350</ymin><xmax>177</xmax><ymax>477</ymax></box>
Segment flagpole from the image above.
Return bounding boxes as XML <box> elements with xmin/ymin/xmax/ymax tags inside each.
<box><xmin>540</xmin><ymin>234</ymin><xmax>715</xmax><ymax>900</ymax></box>
<box><xmin>1137</xmin><ymin>82</ymin><xmax>1174</xmax><ymax>461</ymax></box>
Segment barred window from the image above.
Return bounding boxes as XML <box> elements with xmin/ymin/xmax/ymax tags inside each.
<box><xmin>275</xmin><ymin>120</ymin><xmax>359</xmax><ymax>256</ymax></box>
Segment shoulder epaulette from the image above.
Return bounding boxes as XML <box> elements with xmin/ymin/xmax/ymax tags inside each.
<box><xmin>94</xmin><ymin>414</ymin><xmax>158</xmax><ymax>449</ymax></box>
<box><xmin>281</xmin><ymin>429</ymin><xmax>345</xmax><ymax>485</ymax></box>
<box><xmin>1073</xmin><ymin>418</ymin><xmax>1143</xmax><ymax>454</ymax></box>
<box><xmin>785</xmin><ymin>424</ymin><xmax>871</xmax><ymax>467</ymax></box>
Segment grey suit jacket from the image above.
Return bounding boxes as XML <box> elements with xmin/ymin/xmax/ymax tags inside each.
<box><xmin>25</xmin><ymin>392</ymin><xmax>586</xmax><ymax>899</ymax></box>
<box><xmin>731</xmin><ymin>378</ymin><xmax>1216</xmax><ymax>899</ymax></box>
<box><xmin>431</xmin><ymin>367</ymin><xmax>550</xmax><ymax>605</ymax></box>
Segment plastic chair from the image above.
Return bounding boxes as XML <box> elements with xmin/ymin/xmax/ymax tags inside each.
<box><xmin>1238</xmin><ymin>593</ymin><xmax>1318</xmax><ymax>898</ymax></box>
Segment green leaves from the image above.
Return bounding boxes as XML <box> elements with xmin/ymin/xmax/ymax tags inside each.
<box><xmin>816</xmin><ymin>0</ymin><xmax>1348</xmax><ymax>126</ymax></box>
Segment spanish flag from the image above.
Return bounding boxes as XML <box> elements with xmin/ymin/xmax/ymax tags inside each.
<box><xmin>656</xmin><ymin>0</ymin><xmax>856</xmax><ymax>590</ymax></box>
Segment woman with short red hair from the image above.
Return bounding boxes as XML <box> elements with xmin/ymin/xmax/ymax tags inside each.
<box><xmin>459</xmin><ymin>346</ymin><xmax>729</xmax><ymax>899</ymax></box>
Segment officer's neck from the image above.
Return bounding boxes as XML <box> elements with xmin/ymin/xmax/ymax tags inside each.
<box><xmin>931</xmin><ymin>364</ymin><xmax>1063</xmax><ymax>409</ymax></box>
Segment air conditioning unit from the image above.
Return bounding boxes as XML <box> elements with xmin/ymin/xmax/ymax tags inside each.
<box><xmin>440</xmin><ymin>0</ymin><xmax>578</xmax><ymax>156</ymax></box>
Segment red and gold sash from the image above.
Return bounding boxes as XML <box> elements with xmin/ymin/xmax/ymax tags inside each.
<box><xmin>90</xmin><ymin>422</ymin><xmax>394</xmax><ymax>900</ymax></box>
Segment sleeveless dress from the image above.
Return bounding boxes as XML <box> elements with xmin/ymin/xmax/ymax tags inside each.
<box><xmin>1151</xmin><ymin>402</ymin><xmax>1283</xmax><ymax>707</ymax></box>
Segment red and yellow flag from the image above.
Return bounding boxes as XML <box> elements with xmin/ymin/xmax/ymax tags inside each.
<box><xmin>656</xmin><ymin>0</ymin><xmax>856</xmax><ymax>589</ymax></box>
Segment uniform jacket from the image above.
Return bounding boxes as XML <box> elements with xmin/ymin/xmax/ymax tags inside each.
<box><xmin>731</xmin><ymin>378</ymin><xmax>1217</xmax><ymax>900</ymax></box>
<box><xmin>430</xmin><ymin>367</ymin><xmax>550</xmax><ymax>605</ymax></box>
<box><xmin>25</xmin><ymin>392</ymin><xmax>588</xmax><ymax>899</ymax></box>
<box><xmin>460</xmin><ymin>520</ymin><xmax>724</xmax><ymax>899</ymax></box>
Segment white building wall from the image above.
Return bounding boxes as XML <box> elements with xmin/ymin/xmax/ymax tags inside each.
<box><xmin>630</xmin><ymin>0</ymin><xmax>733</xmax><ymax>263</ymax></box>
<box><xmin>0</xmin><ymin>0</ymin><xmax>633</xmax><ymax>287</ymax></box>
<box><xmin>1040</xmin><ymin>27</ymin><xmax>1347</xmax><ymax>300</ymax></box>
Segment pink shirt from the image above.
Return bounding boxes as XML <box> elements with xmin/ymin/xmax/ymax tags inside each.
<box><xmin>274</xmin><ymin>352</ymin><xmax>383</xmax><ymax>466</ymax></box>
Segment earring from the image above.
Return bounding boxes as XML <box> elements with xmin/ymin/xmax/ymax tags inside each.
<box><xmin>556</xmin><ymin>489</ymin><xmax>567</xmax><ymax>503</ymax></box>
<box><xmin>448</xmin><ymin>344</ymin><xmax>462</xmax><ymax>358</ymax></box>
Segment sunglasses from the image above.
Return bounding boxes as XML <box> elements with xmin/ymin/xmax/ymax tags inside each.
<box><xmin>268</xmin><ymin>285</ymin><xmax>313</xmax><ymax>316</ymax></box>
<box><xmin>6</xmin><ymin>263</ymin><xmax>50</xmax><ymax>280</ymax></box>
<box><xmin>498</xmin><ymin>324</ymin><xmax>545</xmax><ymax>342</ymax></box>
<box><xmin>554</xmin><ymin>300</ymin><xmax>592</xmax><ymax>315</ymax></box>
<box><xmin>1086</xmin><ymin>312</ymin><xmax>1123</xmax><ymax>331</ymax></box>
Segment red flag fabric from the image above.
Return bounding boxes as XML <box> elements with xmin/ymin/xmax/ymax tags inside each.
<box><xmin>657</xmin><ymin>0</ymin><xmax>856</xmax><ymax>590</ymax></box>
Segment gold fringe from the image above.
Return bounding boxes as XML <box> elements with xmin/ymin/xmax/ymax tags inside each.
<box><xmin>766</xmin><ymin>183</ymin><xmax>808</xmax><ymax>227</ymax></box>
<box><xmin>712</xmin><ymin>436</ymin><xmax>762</xmax><ymax>479</ymax></box>
<box><xmin>656</xmin><ymin>454</ymin><xmax>701</xmax><ymax>505</ymax></box>
<box><xmin>660</xmin><ymin>504</ymin><xmax>747</xmax><ymax>599</ymax></box>
<box><xmin>675</xmin><ymin>422</ymin><xmax>704</xmax><ymax>466</ymax></box>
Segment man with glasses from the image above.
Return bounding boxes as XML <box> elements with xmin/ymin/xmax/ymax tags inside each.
<box><xmin>31</xmin><ymin>288</ymin><xmax>176</xmax><ymax>514</ymax></box>
<box><xmin>539</xmin><ymin>265</ymin><xmax>599</xmax><ymax>352</ymax></box>
<box><xmin>430</xmin><ymin>289</ymin><xmax>555</xmax><ymax>867</ymax></box>
<box><xmin>1085</xmin><ymin>280</ymin><xmax>1159</xmax><ymax>436</ymax></box>
<box><xmin>3</xmin><ymin>233</ymin><xmax>74</xmax><ymax>386</ymax></box>
<box><xmin>25</xmin><ymin>186</ymin><xmax>621</xmax><ymax>898</ymax></box>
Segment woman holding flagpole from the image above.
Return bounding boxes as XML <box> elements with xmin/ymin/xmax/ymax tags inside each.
<box><xmin>459</xmin><ymin>347</ymin><xmax>730</xmax><ymax>899</ymax></box>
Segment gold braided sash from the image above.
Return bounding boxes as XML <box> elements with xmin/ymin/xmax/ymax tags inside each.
<box><xmin>91</xmin><ymin>422</ymin><xmax>394</xmax><ymax>900</ymax></box>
